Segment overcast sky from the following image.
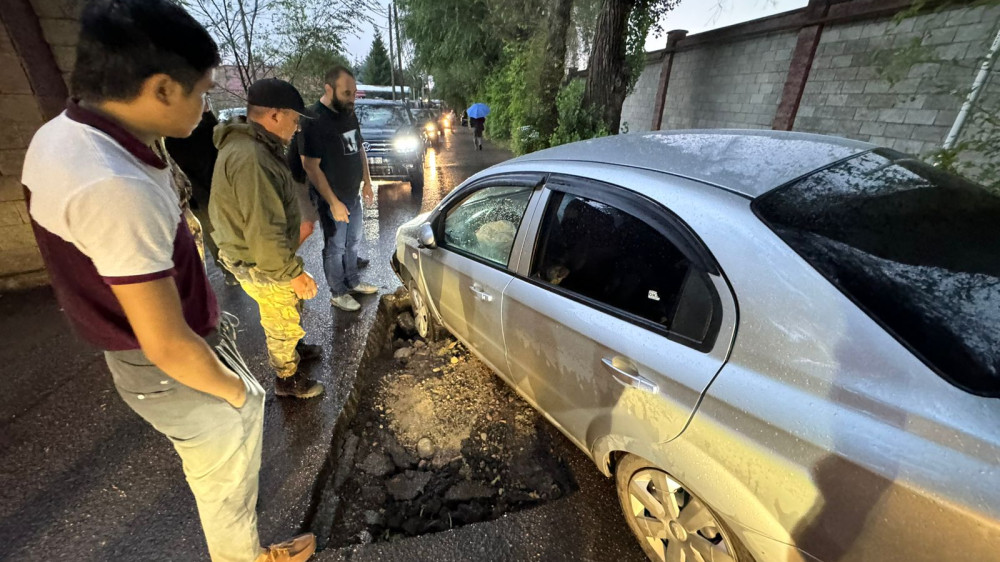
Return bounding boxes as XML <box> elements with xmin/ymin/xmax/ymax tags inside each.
<box><xmin>342</xmin><ymin>0</ymin><xmax>809</xmax><ymax>65</ymax></box>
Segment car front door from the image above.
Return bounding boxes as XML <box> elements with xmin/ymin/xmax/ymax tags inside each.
<box><xmin>418</xmin><ymin>175</ymin><xmax>543</xmax><ymax>376</ymax></box>
<box><xmin>501</xmin><ymin>175</ymin><xmax>737</xmax><ymax>449</ymax></box>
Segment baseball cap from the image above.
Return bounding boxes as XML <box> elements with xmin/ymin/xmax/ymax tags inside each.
<box><xmin>247</xmin><ymin>78</ymin><xmax>314</xmax><ymax>117</ymax></box>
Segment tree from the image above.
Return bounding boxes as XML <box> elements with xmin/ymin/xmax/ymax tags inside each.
<box><xmin>361</xmin><ymin>34</ymin><xmax>393</xmax><ymax>85</ymax></box>
<box><xmin>582</xmin><ymin>0</ymin><xmax>679</xmax><ymax>135</ymax></box>
<box><xmin>183</xmin><ymin>0</ymin><xmax>378</xmax><ymax>98</ymax></box>
<box><xmin>534</xmin><ymin>0</ymin><xmax>575</xmax><ymax>140</ymax></box>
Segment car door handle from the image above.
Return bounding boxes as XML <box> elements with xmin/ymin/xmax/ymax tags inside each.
<box><xmin>468</xmin><ymin>284</ymin><xmax>494</xmax><ymax>303</ymax></box>
<box><xmin>602</xmin><ymin>357</ymin><xmax>658</xmax><ymax>393</ymax></box>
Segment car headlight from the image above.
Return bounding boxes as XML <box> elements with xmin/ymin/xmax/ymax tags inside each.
<box><xmin>425</xmin><ymin>123</ymin><xmax>437</xmax><ymax>132</ymax></box>
<box><xmin>393</xmin><ymin>136</ymin><xmax>421</xmax><ymax>152</ymax></box>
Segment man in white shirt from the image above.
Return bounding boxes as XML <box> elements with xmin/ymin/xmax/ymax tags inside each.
<box><xmin>20</xmin><ymin>1</ymin><xmax>314</xmax><ymax>560</ymax></box>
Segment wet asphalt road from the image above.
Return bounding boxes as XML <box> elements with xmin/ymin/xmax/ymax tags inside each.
<box><xmin>0</xmin><ymin>127</ymin><xmax>644</xmax><ymax>561</ymax></box>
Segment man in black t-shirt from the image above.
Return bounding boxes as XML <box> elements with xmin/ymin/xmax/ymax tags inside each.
<box><xmin>299</xmin><ymin>66</ymin><xmax>377</xmax><ymax>312</ymax></box>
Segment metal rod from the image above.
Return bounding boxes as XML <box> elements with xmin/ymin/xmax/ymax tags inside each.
<box><xmin>943</xmin><ymin>24</ymin><xmax>1000</xmax><ymax>149</ymax></box>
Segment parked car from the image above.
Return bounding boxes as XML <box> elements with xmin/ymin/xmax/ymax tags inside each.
<box><xmin>355</xmin><ymin>99</ymin><xmax>425</xmax><ymax>189</ymax></box>
<box><xmin>217</xmin><ymin>107</ymin><xmax>247</xmax><ymax>123</ymax></box>
<box><xmin>392</xmin><ymin>130</ymin><xmax>1000</xmax><ymax>562</ymax></box>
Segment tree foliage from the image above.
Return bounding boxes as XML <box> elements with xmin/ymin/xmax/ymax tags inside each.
<box><xmin>183</xmin><ymin>0</ymin><xmax>376</xmax><ymax>98</ymax></box>
<box><xmin>361</xmin><ymin>34</ymin><xmax>394</xmax><ymax>85</ymax></box>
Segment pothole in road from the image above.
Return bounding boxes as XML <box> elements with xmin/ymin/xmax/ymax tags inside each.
<box><xmin>326</xmin><ymin>293</ymin><xmax>577</xmax><ymax>547</ymax></box>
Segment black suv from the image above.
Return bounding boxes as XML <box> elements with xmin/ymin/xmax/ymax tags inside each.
<box><xmin>355</xmin><ymin>99</ymin><xmax>425</xmax><ymax>189</ymax></box>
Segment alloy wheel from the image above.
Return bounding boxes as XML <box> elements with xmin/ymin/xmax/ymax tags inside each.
<box><xmin>625</xmin><ymin>468</ymin><xmax>737</xmax><ymax>562</ymax></box>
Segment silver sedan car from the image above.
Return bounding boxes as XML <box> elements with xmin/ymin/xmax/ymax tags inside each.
<box><xmin>391</xmin><ymin>130</ymin><xmax>1000</xmax><ymax>562</ymax></box>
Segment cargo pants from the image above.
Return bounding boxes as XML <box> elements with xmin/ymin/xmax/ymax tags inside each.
<box><xmin>222</xmin><ymin>255</ymin><xmax>305</xmax><ymax>378</ymax></box>
<box><xmin>105</xmin><ymin>314</ymin><xmax>265</xmax><ymax>562</ymax></box>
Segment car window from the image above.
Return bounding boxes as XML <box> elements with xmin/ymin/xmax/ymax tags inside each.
<box><xmin>532</xmin><ymin>191</ymin><xmax>718</xmax><ymax>347</ymax></box>
<box><xmin>443</xmin><ymin>185</ymin><xmax>534</xmax><ymax>267</ymax></box>
<box><xmin>754</xmin><ymin>149</ymin><xmax>1000</xmax><ymax>396</ymax></box>
<box><xmin>356</xmin><ymin>105</ymin><xmax>410</xmax><ymax>127</ymax></box>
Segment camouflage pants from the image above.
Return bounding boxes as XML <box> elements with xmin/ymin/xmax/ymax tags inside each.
<box><xmin>223</xmin><ymin>257</ymin><xmax>304</xmax><ymax>378</ymax></box>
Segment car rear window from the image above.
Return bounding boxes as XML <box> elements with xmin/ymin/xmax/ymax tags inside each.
<box><xmin>753</xmin><ymin>149</ymin><xmax>1000</xmax><ymax>396</ymax></box>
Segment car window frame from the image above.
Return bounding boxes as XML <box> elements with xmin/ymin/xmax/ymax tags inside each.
<box><xmin>517</xmin><ymin>174</ymin><xmax>726</xmax><ymax>353</ymax></box>
<box><xmin>430</xmin><ymin>173</ymin><xmax>547</xmax><ymax>272</ymax></box>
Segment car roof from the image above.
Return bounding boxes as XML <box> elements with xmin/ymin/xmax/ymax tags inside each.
<box><xmin>355</xmin><ymin>99</ymin><xmax>407</xmax><ymax>106</ymax></box>
<box><xmin>512</xmin><ymin>129</ymin><xmax>875</xmax><ymax>198</ymax></box>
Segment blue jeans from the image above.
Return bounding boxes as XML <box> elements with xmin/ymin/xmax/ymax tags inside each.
<box><xmin>313</xmin><ymin>190</ymin><xmax>362</xmax><ymax>297</ymax></box>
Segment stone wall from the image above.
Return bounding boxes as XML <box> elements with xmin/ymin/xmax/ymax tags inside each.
<box><xmin>619</xmin><ymin>61</ymin><xmax>662</xmax><ymax>134</ymax></box>
<box><xmin>794</xmin><ymin>4</ymin><xmax>1000</xmax><ymax>156</ymax></box>
<box><xmin>624</xmin><ymin>0</ymin><xmax>999</xmax><ymax>183</ymax></box>
<box><xmin>660</xmin><ymin>30</ymin><xmax>799</xmax><ymax>130</ymax></box>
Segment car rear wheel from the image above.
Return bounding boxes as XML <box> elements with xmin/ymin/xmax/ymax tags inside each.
<box><xmin>615</xmin><ymin>454</ymin><xmax>749</xmax><ymax>562</ymax></box>
<box><xmin>408</xmin><ymin>280</ymin><xmax>439</xmax><ymax>342</ymax></box>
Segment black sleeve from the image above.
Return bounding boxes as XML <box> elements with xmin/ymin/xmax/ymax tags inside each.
<box><xmin>299</xmin><ymin>118</ymin><xmax>323</xmax><ymax>159</ymax></box>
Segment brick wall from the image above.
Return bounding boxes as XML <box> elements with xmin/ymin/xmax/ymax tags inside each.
<box><xmin>0</xmin><ymin>0</ymin><xmax>81</xmax><ymax>290</ymax></box>
<box><xmin>794</xmin><ymin>4</ymin><xmax>1000</xmax><ymax>156</ymax></box>
<box><xmin>660</xmin><ymin>31</ymin><xmax>800</xmax><ymax>130</ymax></box>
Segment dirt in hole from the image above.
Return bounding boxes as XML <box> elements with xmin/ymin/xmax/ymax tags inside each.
<box><xmin>329</xmin><ymin>304</ymin><xmax>577</xmax><ymax>546</ymax></box>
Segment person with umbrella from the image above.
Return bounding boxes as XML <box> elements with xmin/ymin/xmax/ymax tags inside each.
<box><xmin>468</xmin><ymin>103</ymin><xmax>489</xmax><ymax>151</ymax></box>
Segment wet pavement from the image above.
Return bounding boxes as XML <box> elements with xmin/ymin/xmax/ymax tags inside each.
<box><xmin>0</xmin><ymin>127</ymin><xmax>643</xmax><ymax>562</ymax></box>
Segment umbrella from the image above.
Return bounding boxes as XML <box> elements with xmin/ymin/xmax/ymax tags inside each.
<box><xmin>467</xmin><ymin>103</ymin><xmax>490</xmax><ymax>118</ymax></box>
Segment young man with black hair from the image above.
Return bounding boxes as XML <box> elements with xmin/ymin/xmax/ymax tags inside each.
<box><xmin>299</xmin><ymin>66</ymin><xmax>377</xmax><ymax>312</ymax></box>
<box><xmin>209</xmin><ymin>78</ymin><xmax>325</xmax><ymax>399</ymax></box>
<box><xmin>20</xmin><ymin>1</ymin><xmax>314</xmax><ymax>560</ymax></box>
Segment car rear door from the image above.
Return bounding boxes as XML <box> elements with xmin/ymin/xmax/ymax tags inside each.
<box><xmin>501</xmin><ymin>174</ymin><xmax>737</xmax><ymax>448</ymax></box>
<box><xmin>418</xmin><ymin>174</ymin><xmax>544</xmax><ymax>376</ymax></box>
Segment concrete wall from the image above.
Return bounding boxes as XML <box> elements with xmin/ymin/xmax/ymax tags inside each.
<box><xmin>624</xmin><ymin>0</ymin><xmax>1000</xmax><ymax>183</ymax></box>
<box><xmin>620</xmin><ymin>62</ymin><xmax>661</xmax><ymax>134</ymax></box>
<box><xmin>794</xmin><ymin>4</ymin><xmax>1000</xmax><ymax>156</ymax></box>
<box><xmin>660</xmin><ymin>30</ymin><xmax>799</xmax><ymax>130</ymax></box>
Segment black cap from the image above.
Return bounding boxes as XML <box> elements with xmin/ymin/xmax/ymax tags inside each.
<box><xmin>247</xmin><ymin>78</ymin><xmax>313</xmax><ymax>117</ymax></box>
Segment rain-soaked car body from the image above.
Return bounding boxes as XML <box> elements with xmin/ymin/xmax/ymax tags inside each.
<box><xmin>391</xmin><ymin>130</ymin><xmax>1000</xmax><ymax>562</ymax></box>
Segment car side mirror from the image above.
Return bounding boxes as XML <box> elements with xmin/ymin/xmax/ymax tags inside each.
<box><xmin>418</xmin><ymin>223</ymin><xmax>437</xmax><ymax>249</ymax></box>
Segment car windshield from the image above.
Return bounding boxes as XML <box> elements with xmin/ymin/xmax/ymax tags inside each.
<box><xmin>754</xmin><ymin>149</ymin><xmax>1000</xmax><ymax>396</ymax></box>
<box><xmin>356</xmin><ymin>105</ymin><xmax>411</xmax><ymax>128</ymax></box>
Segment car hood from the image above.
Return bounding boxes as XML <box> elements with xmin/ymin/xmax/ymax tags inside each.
<box><xmin>362</xmin><ymin>126</ymin><xmax>419</xmax><ymax>142</ymax></box>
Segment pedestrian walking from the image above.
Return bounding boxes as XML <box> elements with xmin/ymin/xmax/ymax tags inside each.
<box><xmin>20</xmin><ymin>1</ymin><xmax>315</xmax><ymax>561</ymax></box>
<box><xmin>299</xmin><ymin>66</ymin><xmax>378</xmax><ymax>312</ymax></box>
<box><xmin>471</xmin><ymin>116</ymin><xmax>485</xmax><ymax>150</ymax></box>
<box><xmin>209</xmin><ymin>78</ymin><xmax>326</xmax><ymax>399</ymax></box>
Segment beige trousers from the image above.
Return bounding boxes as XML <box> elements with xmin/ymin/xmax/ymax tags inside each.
<box><xmin>105</xmin><ymin>316</ymin><xmax>265</xmax><ymax>562</ymax></box>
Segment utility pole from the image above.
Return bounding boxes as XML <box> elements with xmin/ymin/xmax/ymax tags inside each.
<box><xmin>394</xmin><ymin>1</ymin><xmax>405</xmax><ymax>102</ymax></box>
<box><xmin>387</xmin><ymin>10</ymin><xmax>397</xmax><ymax>101</ymax></box>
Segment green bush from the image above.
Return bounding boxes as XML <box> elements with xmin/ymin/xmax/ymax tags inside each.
<box><xmin>549</xmin><ymin>79</ymin><xmax>610</xmax><ymax>147</ymax></box>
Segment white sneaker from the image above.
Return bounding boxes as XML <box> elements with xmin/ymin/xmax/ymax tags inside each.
<box><xmin>350</xmin><ymin>283</ymin><xmax>378</xmax><ymax>295</ymax></box>
<box><xmin>330</xmin><ymin>293</ymin><xmax>361</xmax><ymax>311</ymax></box>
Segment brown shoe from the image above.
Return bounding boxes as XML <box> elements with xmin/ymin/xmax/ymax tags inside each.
<box><xmin>257</xmin><ymin>533</ymin><xmax>316</xmax><ymax>562</ymax></box>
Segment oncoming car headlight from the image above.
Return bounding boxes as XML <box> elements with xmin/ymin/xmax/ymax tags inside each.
<box><xmin>393</xmin><ymin>136</ymin><xmax>421</xmax><ymax>152</ymax></box>
<box><xmin>425</xmin><ymin>123</ymin><xmax>437</xmax><ymax>132</ymax></box>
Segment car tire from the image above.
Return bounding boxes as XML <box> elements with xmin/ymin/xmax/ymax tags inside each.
<box><xmin>408</xmin><ymin>280</ymin><xmax>440</xmax><ymax>342</ymax></box>
<box><xmin>409</xmin><ymin>168</ymin><xmax>425</xmax><ymax>191</ymax></box>
<box><xmin>615</xmin><ymin>454</ymin><xmax>751</xmax><ymax>562</ymax></box>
